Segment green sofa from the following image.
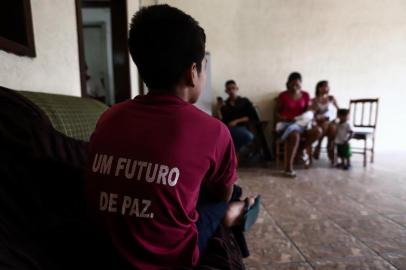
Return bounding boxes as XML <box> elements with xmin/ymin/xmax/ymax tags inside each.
<box><xmin>18</xmin><ymin>90</ymin><xmax>108</xmax><ymax>141</ymax></box>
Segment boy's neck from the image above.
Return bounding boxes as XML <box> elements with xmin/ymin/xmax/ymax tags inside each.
<box><xmin>148</xmin><ymin>86</ymin><xmax>193</xmax><ymax>103</ymax></box>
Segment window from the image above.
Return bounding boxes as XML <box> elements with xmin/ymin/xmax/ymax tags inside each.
<box><xmin>0</xmin><ymin>0</ymin><xmax>36</xmax><ymax>57</ymax></box>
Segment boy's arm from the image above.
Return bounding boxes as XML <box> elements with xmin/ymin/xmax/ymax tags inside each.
<box><xmin>346</xmin><ymin>130</ymin><xmax>354</xmax><ymax>143</ymax></box>
<box><xmin>203</xmin><ymin>124</ymin><xmax>238</xmax><ymax>202</ymax></box>
<box><xmin>204</xmin><ymin>181</ymin><xmax>233</xmax><ymax>202</ymax></box>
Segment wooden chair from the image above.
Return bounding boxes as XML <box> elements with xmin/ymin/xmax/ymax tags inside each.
<box><xmin>272</xmin><ymin>97</ymin><xmax>286</xmax><ymax>168</ymax></box>
<box><xmin>252</xmin><ymin>106</ymin><xmax>272</xmax><ymax>161</ymax></box>
<box><xmin>349</xmin><ymin>98</ymin><xmax>379</xmax><ymax>167</ymax></box>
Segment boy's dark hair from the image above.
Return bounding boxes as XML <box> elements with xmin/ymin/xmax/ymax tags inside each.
<box><xmin>286</xmin><ymin>72</ymin><xmax>302</xmax><ymax>88</ymax></box>
<box><xmin>315</xmin><ymin>80</ymin><xmax>328</xmax><ymax>96</ymax></box>
<box><xmin>128</xmin><ymin>5</ymin><xmax>206</xmax><ymax>90</ymax></box>
<box><xmin>287</xmin><ymin>72</ymin><xmax>302</xmax><ymax>83</ymax></box>
<box><xmin>225</xmin><ymin>80</ymin><xmax>236</xmax><ymax>87</ymax></box>
<box><xmin>337</xmin><ymin>108</ymin><xmax>350</xmax><ymax>117</ymax></box>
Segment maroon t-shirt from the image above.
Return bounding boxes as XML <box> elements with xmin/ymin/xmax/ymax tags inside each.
<box><xmin>278</xmin><ymin>90</ymin><xmax>310</xmax><ymax>121</ymax></box>
<box><xmin>85</xmin><ymin>94</ymin><xmax>237</xmax><ymax>269</ymax></box>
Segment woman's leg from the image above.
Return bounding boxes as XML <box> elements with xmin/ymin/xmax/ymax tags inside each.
<box><xmin>314</xmin><ymin>121</ymin><xmax>329</xmax><ymax>160</ymax></box>
<box><xmin>285</xmin><ymin>131</ymin><xmax>300</xmax><ymax>172</ymax></box>
<box><xmin>327</xmin><ymin>122</ymin><xmax>337</xmax><ymax>164</ymax></box>
<box><xmin>303</xmin><ymin>126</ymin><xmax>323</xmax><ymax>167</ymax></box>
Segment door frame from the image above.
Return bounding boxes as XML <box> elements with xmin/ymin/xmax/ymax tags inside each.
<box><xmin>75</xmin><ymin>0</ymin><xmax>132</xmax><ymax>102</ymax></box>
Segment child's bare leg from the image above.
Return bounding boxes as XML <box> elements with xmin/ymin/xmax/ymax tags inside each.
<box><xmin>343</xmin><ymin>157</ymin><xmax>351</xmax><ymax>170</ymax></box>
<box><xmin>336</xmin><ymin>157</ymin><xmax>343</xmax><ymax>168</ymax></box>
<box><xmin>327</xmin><ymin>122</ymin><xmax>337</xmax><ymax>163</ymax></box>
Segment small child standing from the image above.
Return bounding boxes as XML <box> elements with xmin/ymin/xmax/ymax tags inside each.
<box><xmin>335</xmin><ymin>109</ymin><xmax>353</xmax><ymax>170</ymax></box>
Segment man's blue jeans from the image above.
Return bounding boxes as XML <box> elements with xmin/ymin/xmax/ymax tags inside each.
<box><xmin>229</xmin><ymin>126</ymin><xmax>254</xmax><ymax>152</ymax></box>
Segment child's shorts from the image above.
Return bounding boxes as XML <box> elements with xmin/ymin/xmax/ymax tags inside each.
<box><xmin>337</xmin><ymin>143</ymin><xmax>352</xmax><ymax>158</ymax></box>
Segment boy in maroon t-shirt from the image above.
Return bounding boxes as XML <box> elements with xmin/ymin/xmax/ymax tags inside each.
<box><xmin>85</xmin><ymin>4</ymin><xmax>259</xmax><ymax>269</ymax></box>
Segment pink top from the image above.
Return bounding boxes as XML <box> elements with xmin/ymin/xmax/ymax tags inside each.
<box><xmin>278</xmin><ymin>90</ymin><xmax>310</xmax><ymax>121</ymax></box>
<box><xmin>85</xmin><ymin>94</ymin><xmax>237</xmax><ymax>269</ymax></box>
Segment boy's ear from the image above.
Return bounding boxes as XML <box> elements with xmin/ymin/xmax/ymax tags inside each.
<box><xmin>184</xmin><ymin>63</ymin><xmax>197</xmax><ymax>88</ymax></box>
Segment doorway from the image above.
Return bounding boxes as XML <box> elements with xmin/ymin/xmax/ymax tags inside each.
<box><xmin>75</xmin><ymin>0</ymin><xmax>131</xmax><ymax>105</ymax></box>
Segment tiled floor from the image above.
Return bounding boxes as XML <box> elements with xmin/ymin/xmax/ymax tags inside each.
<box><xmin>238</xmin><ymin>153</ymin><xmax>406</xmax><ymax>270</ymax></box>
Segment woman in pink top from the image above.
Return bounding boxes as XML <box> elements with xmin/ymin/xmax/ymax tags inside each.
<box><xmin>275</xmin><ymin>72</ymin><xmax>322</xmax><ymax>177</ymax></box>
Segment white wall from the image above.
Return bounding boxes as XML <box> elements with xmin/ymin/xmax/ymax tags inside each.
<box><xmin>156</xmin><ymin>0</ymin><xmax>406</xmax><ymax>152</ymax></box>
<box><xmin>0</xmin><ymin>0</ymin><xmax>140</xmax><ymax>98</ymax></box>
<box><xmin>0</xmin><ymin>0</ymin><xmax>81</xmax><ymax>96</ymax></box>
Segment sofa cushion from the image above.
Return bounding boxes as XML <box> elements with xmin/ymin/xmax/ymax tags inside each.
<box><xmin>18</xmin><ymin>90</ymin><xmax>108</xmax><ymax>141</ymax></box>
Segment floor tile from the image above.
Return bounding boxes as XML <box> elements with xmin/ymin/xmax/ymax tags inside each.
<box><xmin>237</xmin><ymin>154</ymin><xmax>406</xmax><ymax>268</ymax></box>
<box><xmin>362</xmin><ymin>237</ymin><xmax>406</xmax><ymax>256</ymax></box>
<box><xmin>263</xmin><ymin>197</ymin><xmax>324</xmax><ymax>225</ymax></box>
<box><xmin>383</xmin><ymin>253</ymin><xmax>406</xmax><ymax>270</ymax></box>
<box><xmin>281</xmin><ymin>220</ymin><xmax>354</xmax><ymax>244</ymax></box>
<box><xmin>312</xmin><ymin>257</ymin><xmax>397</xmax><ymax>270</ymax></box>
<box><xmin>335</xmin><ymin>215</ymin><xmax>406</xmax><ymax>240</ymax></box>
<box><xmin>245</xmin><ymin>261</ymin><xmax>313</xmax><ymax>270</ymax></box>
<box><xmin>386</xmin><ymin>214</ymin><xmax>406</xmax><ymax>228</ymax></box>
<box><xmin>245</xmin><ymin>210</ymin><xmax>305</xmax><ymax>264</ymax></box>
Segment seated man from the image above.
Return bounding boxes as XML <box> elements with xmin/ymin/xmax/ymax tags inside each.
<box><xmin>85</xmin><ymin>5</ymin><xmax>259</xmax><ymax>270</ymax></box>
<box><xmin>216</xmin><ymin>80</ymin><xmax>258</xmax><ymax>155</ymax></box>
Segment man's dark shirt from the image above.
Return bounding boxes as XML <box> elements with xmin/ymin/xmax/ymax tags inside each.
<box><xmin>221</xmin><ymin>97</ymin><xmax>258</xmax><ymax>126</ymax></box>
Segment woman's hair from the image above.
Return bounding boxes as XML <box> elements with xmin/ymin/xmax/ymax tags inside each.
<box><xmin>286</xmin><ymin>72</ymin><xmax>302</xmax><ymax>88</ymax></box>
<box><xmin>315</xmin><ymin>80</ymin><xmax>328</xmax><ymax>97</ymax></box>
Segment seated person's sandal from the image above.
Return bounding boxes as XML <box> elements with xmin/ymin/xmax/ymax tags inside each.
<box><xmin>241</xmin><ymin>196</ymin><xmax>261</xmax><ymax>232</ymax></box>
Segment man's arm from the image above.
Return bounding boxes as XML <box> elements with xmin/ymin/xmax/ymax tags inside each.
<box><xmin>228</xmin><ymin>116</ymin><xmax>249</xmax><ymax>127</ymax></box>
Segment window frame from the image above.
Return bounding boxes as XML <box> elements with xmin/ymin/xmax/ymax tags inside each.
<box><xmin>0</xmin><ymin>0</ymin><xmax>36</xmax><ymax>57</ymax></box>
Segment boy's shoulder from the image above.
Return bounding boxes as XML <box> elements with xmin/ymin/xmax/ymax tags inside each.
<box><xmin>94</xmin><ymin>99</ymin><xmax>130</xmax><ymax>125</ymax></box>
<box><xmin>338</xmin><ymin>121</ymin><xmax>353</xmax><ymax>130</ymax></box>
<box><xmin>188</xmin><ymin>104</ymin><xmax>228</xmax><ymax>130</ymax></box>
